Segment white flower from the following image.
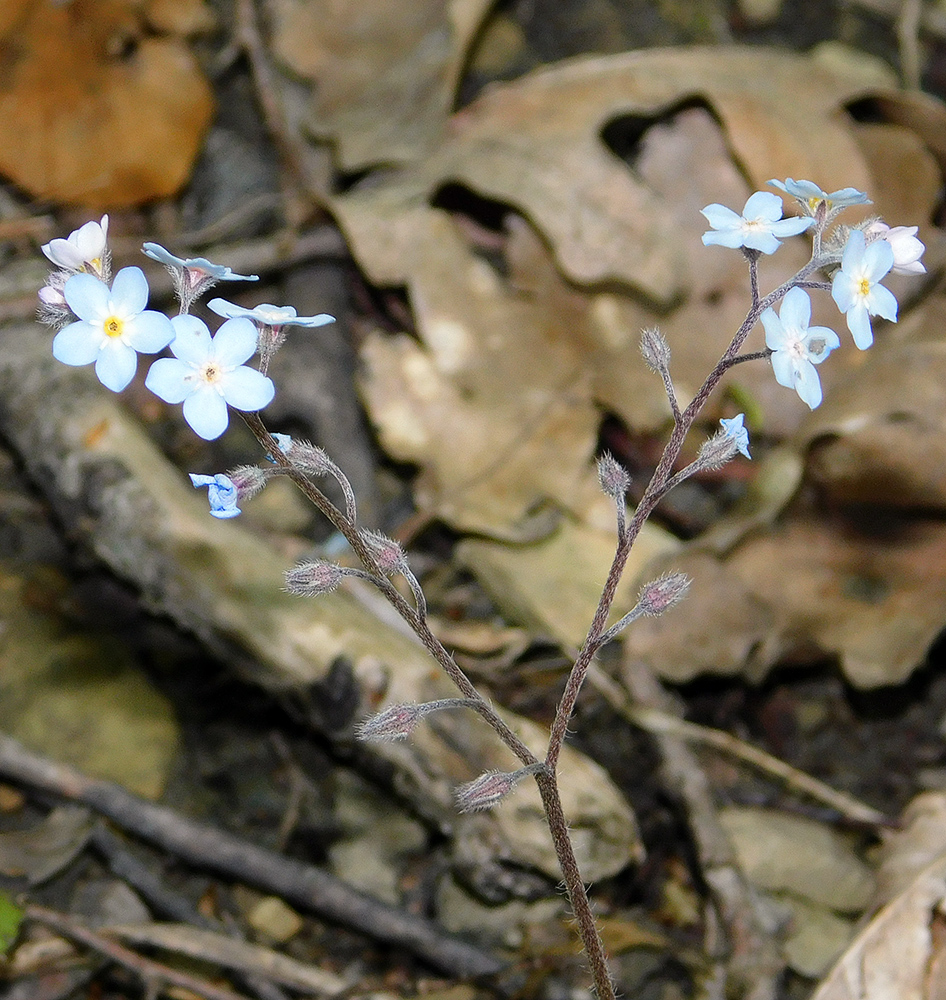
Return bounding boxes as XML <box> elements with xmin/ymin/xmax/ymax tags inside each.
<box><xmin>701</xmin><ymin>191</ymin><xmax>813</xmax><ymax>255</ymax></box>
<box><xmin>52</xmin><ymin>267</ymin><xmax>173</xmax><ymax>392</ymax></box>
<box><xmin>761</xmin><ymin>288</ymin><xmax>840</xmax><ymax>409</ymax></box>
<box><xmin>207</xmin><ymin>298</ymin><xmax>335</xmax><ymax>329</ymax></box>
<box><xmin>830</xmin><ymin>230</ymin><xmax>897</xmax><ymax>350</ymax></box>
<box><xmin>42</xmin><ymin>216</ymin><xmax>109</xmax><ymax>274</ymax></box>
<box><xmin>145</xmin><ymin>315</ymin><xmax>275</xmax><ymax>440</ymax></box>
<box><xmin>864</xmin><ymin>222</ymin><xmax>926</xmax><ymax>275</ymax></box>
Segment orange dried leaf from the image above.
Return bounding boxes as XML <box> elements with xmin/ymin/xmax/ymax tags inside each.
<box><xmin>0</xmin><ymin>0</ymin><xmax>213</xmax><ymax>208</ymax></box>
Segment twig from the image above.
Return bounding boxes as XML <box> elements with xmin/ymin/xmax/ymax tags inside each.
<box><xmin>0</xmin><ymin>733</ymin><xmax>504</xmax><ymax>981</ymax></box>
<box><xmin>24</xmin><ymin>904</ymin><xmax>252</xmax><ymax>1000</ymax></box>
<box><xmin>619</xmin><ymin>658</ymin><xmax>785</xmax><ymax>1000</ymax></box>
<box><xmin>586</xmin><ymin>664</ymin><xmax>887</xmax><ymax>826</ymax></box>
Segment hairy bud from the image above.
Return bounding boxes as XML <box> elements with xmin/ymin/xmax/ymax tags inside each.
<box><xmin>597</xmin><ymin>452</ymin><xmax>631</xmax><ymax>500</ymax></box>
<box><xmin>695</xmin><ymin>430</ymin><xmax>739</xmax><ymax>471</ymax></box>
<box><xmin>360</xmin><ymin>529</ymin><xmax>408</xmax><ymax>576</ymax></box>
<box><xmin>287</xmin><ymin>440</ymin><xmax>334</xmax><ymax>476</ymax></box>
<box><xmin>285</xmin><ymin>560</ymin><xmax>344</xmax><ymax>597</ymax></box>
<box><xmin>637</xmin><ymin>573</ymin><xmax>691</xmax><ymax>616</ymax></box>
<box><xmin>640</xmin><ymin>326</ymin><xmax>671</xmax><ymax>373</ymax></box>
<box><xmin>226</xmin><ymin>464</ymin><xmax>271</xmax><ymax>501</ymax></box>
<box><xmin>455</xmin><ymin>764</ymin><xmax>545</xmax><ymax>813</ymax></box>
<box><xmin>356</xmin><ymin>697</ymin><xmax>477</xmax><ymax>741</ymax></box>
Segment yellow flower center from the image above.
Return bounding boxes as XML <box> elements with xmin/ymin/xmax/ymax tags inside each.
<box><xmin>202</xmin><ymin>364</ymin><xmax>220</xmax><ymax>383</ymax></box>
<box><xmin>104</xmin><ymin>316</ymin><xmax>123</xmax><ymax>338</ymax></box>
<box><xmin>858</xmin><ymin>278</ymin><xmax>871</xmax><ymax>298</ymax></box>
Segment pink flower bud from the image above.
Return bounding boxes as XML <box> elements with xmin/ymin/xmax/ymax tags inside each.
<box><xmin>455</xmin><ymin>763</ymin><xmax>545</xmax><ymax>813</ymax></box>
<box><xmin>637</xmin><ymin>572</ymin><xmax>690</xmax><ymax>616</ymax></box>
<box><xmin>356</xmin><ymin>703</ymin><xmax>425</xmax><ymax>741</ymax></box>
<box><xmin>597</xmin><ymin>452</ymin><xmax>631</xmax><ymax>499</ymax></box>
<box><xmin>285</xmin><ymin>560</ymin><xmax>344</xmax><ymax>596</ymax></box>
<box><xmin>360</xmin><ymin>529</ymin><xmax>407</xmax><ymax>576</ymax></box>
<box><xmin>226</xmin><ymin>465</ymin><xmax>271</xmax><ymax>501</ymax></box>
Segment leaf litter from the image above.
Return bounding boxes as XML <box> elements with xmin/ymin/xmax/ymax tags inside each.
<box><xmin>4</xmin><ymin>2</ymin><xmax>946</xmax><ymax>996</ymax></box>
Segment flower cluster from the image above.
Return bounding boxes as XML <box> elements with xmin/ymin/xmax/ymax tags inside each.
<box><xmin>39</xmin><ymin>228</ymin><xmax>336</xmax><ymax>455</ymax></box>
<box><xmin>701</xmin><ymin>176</ymin><xmax>926</xmax><ymax>413</ymax></box>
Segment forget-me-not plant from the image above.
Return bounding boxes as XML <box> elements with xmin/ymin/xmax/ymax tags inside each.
<box><xmin>36</xmin><ymin>178</ymin><xmax>928</xmax><ymax>1000</ymax></box>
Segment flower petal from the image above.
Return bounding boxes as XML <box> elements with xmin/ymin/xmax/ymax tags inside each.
<box><xmin>183</xmin><ymin>389</ymin><xmax>230</xmax><ymax>440</ymax></box>
<box><xmin>169</xmin><ymin>315</ymin><xmax>213</xmax><ymax>363</ymax></box>
<box><xmin>63</xmin><ymin>273</ymin><xmax>109</xmax><ymax>320</ymax></box>
<box><xmin>846</xmin><ymin>304</ymin><xmax>874</xmax><ymax>350</ymax></box>
<box><xmin>212</xmin><ymin>318</ymin><xmax>259</xmax><ymax>367</ymax></box>
<box><xmin>221</xmin><ymin>367</ymin><xmax>275</xmax><ymax>411</ymax></box>
<box><xmin>778</xmin><ymin>287</ymin><xmax>811</xmax><ymax>330</ymax></box>
<box><xmin>145</xmin><ymin>357</ymin><xmax>193</xmax><ymax>403</ymax></box>
<box><xmin>124</xmin><ymin>311</ymin><xmax>175</xmax><ymax>353</ymax></box>
<box><xmin>53</xmin><ymin>321</ymin><xmax>102</xmax><ymax>366</ymax></box>
<box><xmin>110</xmin><ymin>266</ymin><xmax>149</xmax><ymax>315</ymax></box>
<box><xmin>95</xmin><ymin>342</ymin><xmax>137</xmax><ymax>392</ymax></box>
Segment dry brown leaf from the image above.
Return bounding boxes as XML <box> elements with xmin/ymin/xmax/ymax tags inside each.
<box><xmin>625</xmin><ymin>509</ymin><xmax>946</xmax><ymax>688</ymax></box>
<box><xmin>873</xmin><ymin>794</ymin><xmax>946</xmax><ymax>910</ymax></box>
<box><xmin>271</xmin><ymin>0</ymin><xmax>493</xmax><ymax>168</ymax></box>
<box><xmin>0</xmin><ymin>0</ymin><xmax>213</xmax><ymax>207</ymax></box>
<box><xmin>810</xmin><ymin>852</ymin><xmax>946</xmax><ymax>1000</ymax></box>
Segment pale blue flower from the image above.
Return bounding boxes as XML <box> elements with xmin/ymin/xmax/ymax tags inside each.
<box><xmin>761</xmin><ymin>287</ymin><xmax>840</xmax><ymax>409</ymax></box>
<box><xmin>141</xmin><ymin>243</ymin><xmax>258</xmax><ymax>282</ymax></box>
<box><xmin>830</xmin><ymin>229</ymin><xmax>897</xmax><ymax>350</ymax></box>
<box><xmin>768</xmin><ymin>179</ymin><xmax>870</xmax><ymax>215</ymax></box>
<box><xmin>145</xmin><ymin>315</ymin><xmax>275</xmax><ymax>440</ymax></box>
<box><xmin>189</xmin><ymin>473</ymin><xmax>241</xmax><ymax>518</ymax></box>
<box><xmin>701</xmin><ymin>191</ymin><xmax>813</xmax><ymax>254</ymax></box>
<box><xmin>207</xmin><ymin>298</ymin><xmax>335</xmax><ymax>329</ymax></box>
<box><xmin>52</xmin><ymin>267</ymin><xmax>174</xmax><ymax>392</ymax></box>
<box><xmin>719</xmin><ymin>414</ymin><xmax>751</xmax><ymax>459</ymax></box>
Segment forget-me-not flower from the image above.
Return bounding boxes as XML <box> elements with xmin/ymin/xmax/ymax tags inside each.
<box><xmin>52</xmin><ymin>267</ymin><xmax>174</xmax><ymax>392</ymax></box>
<box><xmin>207</xmin><ymin>298</ymin><xmax>335</xmax><ymax>330</ymax></box>
<box><xmin>189</xmin><ymin>473</ymin><xmax>241</xmax><ymax>518</ymax></box>
<box><xmin>701</xmin><ymin>191</ymin><xmax>813</xmax><ymax>254</ymax></box>
<box><xmin>864</xmin><ymin>222</ymin><xmax>926</xmax><ymax>275</ymax></box>
<box><xmin>145</xmin><ymin>315</ymin><xmax>275</xmax><ymax>440</ymax></box>
<box><xmin>761</xmin><ymin>287</ymin><xmax>840</xmax><ymax>409</ymax></box>
<box><xmin>142</xmin><ymin>243</ymin><xmax>259</xmax><ymax>282</ymax></box>
<box><xmin>768</xmin><ymin>179</ymin><xmax>870</xmax><ymax>216</ymax></box>
<box><xmin>42</xmin><ymin>216</ymin><xmax>110</xmax><ymax>275</ymax></box>
<box><xmin>719</xmin><ymin>414</ymin><xmax>751</xmax><ymax>459</ymax></box>
<box><xmin>830</xmin><ymin>229</ymin><xmax>897</xmax><ymax>350</ymax></box>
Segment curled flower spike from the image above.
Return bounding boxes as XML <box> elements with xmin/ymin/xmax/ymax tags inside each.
<box><xmin>207</xmin><ymin>298</ymin><xmax>335</xmax><ymax>330</ymax></box>
<box><xmin>719</xmin><ymin>414</ymin><xmax>751</xmax><ymax>459</ymax></box>
<box><xmin>189</xmin><ymin>474</ymin><xmax>241</xmax><ymax>519</ymax></box>
<box><xmin>864</xmin><ymin>222</ymin><xmax>926</xmax><ymax>276</ymax></box>
<box><xmin>42</xmin><ymin>216</ymin><xmax>110</xmax><ymax>278</ymax></box>
<box><xmin>768</xmin><ymin>178</ymin><xmax>870</xmax><ymax>217</ymax></box>
<box><xmin>830</xmin><ymin>230</ymin><xmax>897</xmax><ymax>350</ymax></box>
<box><xmin>52</xmin><ymin>267</ymin><xmax>174</xmax><ymax>392</ymax></box>
<box><xmin>701</xmin><ymin>191</ymin><xmax>813</xmax><ymax>255</ymax></box>
<box><xmin>145</xmin><ymin>315</ymin><xmax>275</xmax><ymax>440</ymax></box>
<box><xmin>761</xmin><ymin>287</ymin><xmax>839</xmax><ymax>409</ymax></box>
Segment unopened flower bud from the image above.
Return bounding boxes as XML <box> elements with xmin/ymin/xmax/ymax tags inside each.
<box><xmin>597</xmin><ymin>452</ymin><xmax>631</xmax><ymax>500</ymax></box>
<box><xmin>864</xmin><ymin>221</ymin><xmax>926</xmax><ymax>275</ymax></box>
<box><xmin>695</xmin><ymin>430</ymin><xmax>739</xmax><ymax>470</ymax></box>
<box><xmin>226</xmin><ymin>465</ymin><xmax>271</xmax><ymax>501</ymax></box>
<box><xmin>640</xmin><ymin>326</ymin><xmax>671</xmax><ymax>372</ymax></box>
<box><xmin>636</xmin><ymin>573</ymin><xmax>690</xmax><ymax>616</ymax></box>
<box><xmin>285</xmin><ymin>560</ymin><xmax>344</xmax><ymax>597</ymax></box>
<box><xmin>288</xmin><ymin>440</ymin><xmax>334</xmax><ymax>476</ymax></box>
<box><xmin>355</xmin><ymin>697</ymin><xmax>478</xmax><ymax>741</ymax></box>
<box><xmin>356</xmin><ymin>703</ymin><xmax>426</xmax><ymax>741</ymax></box>
<box><xmin>455</xmin><ymin>763</ymin><xmax>545</xmax><ymax>813</ymax></box>
<box><xmin>360</xmin><ymin>529</ymin><xmax>407</xmax><ymax>576</ymax></box>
